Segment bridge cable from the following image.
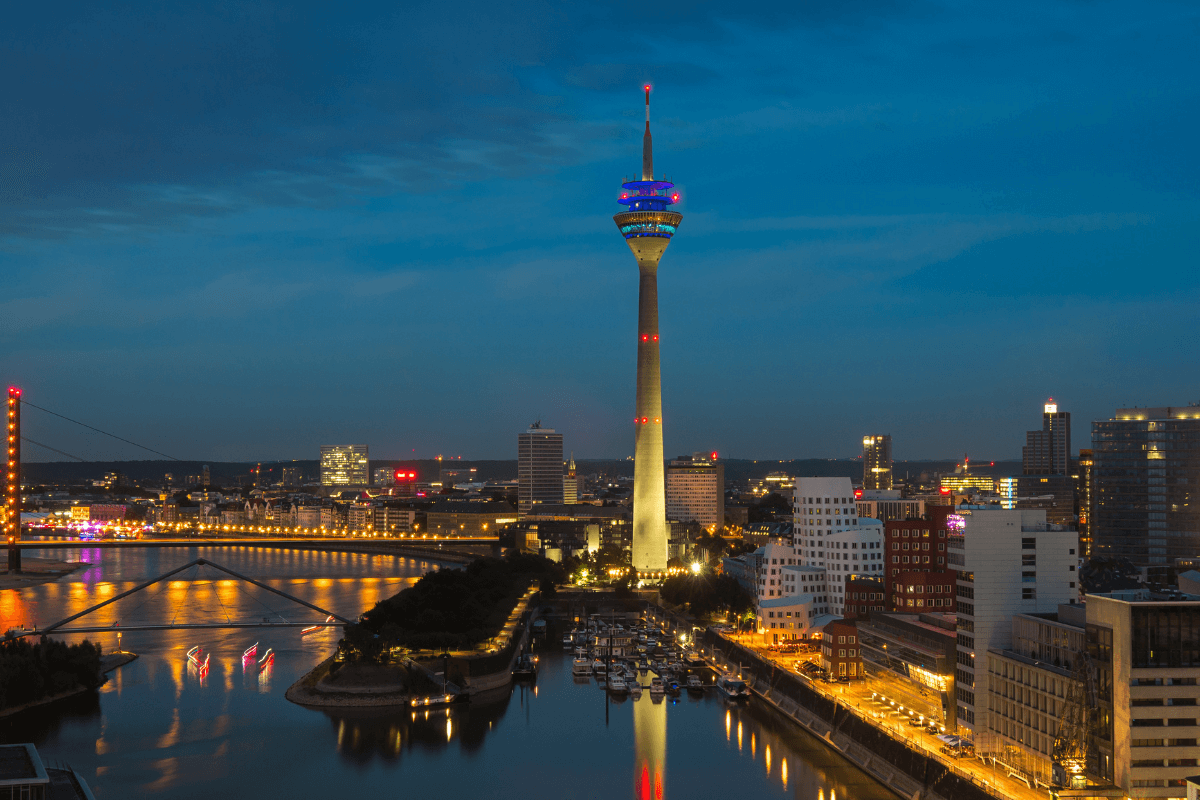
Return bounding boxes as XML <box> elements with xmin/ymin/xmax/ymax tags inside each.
<box><xmin>226</xmin><ymin>572</ymin><xmax>293</xmax><ymax>624</ymax></box>
<box><xmin>169</xmin><ymin>564</ymin><xmax>199</xmax><ymax>628</ymax></box>
<box><xmin>21</xmin><ymin>437</ymin><xmax>86</xmax><ymax>462</ymax></box>
<box><xmin>19</xmin><ymin>400</ymin><xmax>183</xmax><ymax>461</ymax></box>
<box><xmin>208</xmin><ymin>569</ymin><xmax>235</xmax><ymax>625</ymax></box>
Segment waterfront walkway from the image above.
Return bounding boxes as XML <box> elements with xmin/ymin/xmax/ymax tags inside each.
<box><xmin>711</xmin><ymin>630</ymin><xmax>1048</xmax><ymax>800</ymax></box>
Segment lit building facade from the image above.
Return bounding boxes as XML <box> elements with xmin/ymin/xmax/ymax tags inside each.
<box><xmin>665</xmin><ymin>452</ymin><xmax>724</xmax><ymax>531</ymax></box>
<box><xmin>884</xmin><ymin>505</ymin><xmax>957</xmax><ymax>613</ymax></box>
<box><xmin>949</xmin><ymin>508</ymin><xmax>1079</xmax><ymax>735</ymax></box>
<box><xmin>1087</xmin><ymin>592</ymin><xmax>1200</xmax><ymax>797</ymax></box>
<box><xmin>320</xmin><ymin>445</ymin><xmax>369</xmax><ymax>487</ymax></box>
<box><xmin>517</xmin><ymin>423</ymin><xmax>564</xmax><ymax>516</ymax></box>
<box><xmin>858</xmin><ymin>611</ymin><xmax>958</xmax><ymax>729</ymax></box>
<box><xmin>982</xmin><ymin>603</ymin><xmax>1087</xmax><ymax>788</ymax></box>
<box><xmin>793</xmin><ymin>477</ymin><xmax>884</xmax><ymax>616</ymax></box>
<box><xmin>1076</xmin><ymin>448</ymin><xmax>1094</xmax><ymax>557</ymax></box>
<box><xmin>856</xmin><ymin>489</ymin><xmax>923</xmax><ymax>523</ymax></box>
<box><xmin>862</xmin><ymin>434</ymin><xmax>893</xmax><ymax>490</ymax></box>
<box><xmin>563</xmin><ymin>454</ymin><xmax>578</xmax><ymax>504</ymax></box>
<box><xmin>614</xmin><ymin>87</ymin><xmax>681</xmax><ymax>576</ymax></box>
<box><xmin>1093</xmin><ymin>406</ymin><xmax>1200</xmax><ymax>568</ymax></box>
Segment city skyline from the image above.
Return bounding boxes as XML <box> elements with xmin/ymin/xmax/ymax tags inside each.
<box><xmin>3</xmin><ymin>2</ymin><xmax>1198</xmax><ymax>463</ymax></box>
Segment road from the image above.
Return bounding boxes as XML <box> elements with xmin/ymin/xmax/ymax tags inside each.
<box><xmin>727</xmin><ymin>634</ymin><xmax>1052</xmax><ymax>800</ymax></box>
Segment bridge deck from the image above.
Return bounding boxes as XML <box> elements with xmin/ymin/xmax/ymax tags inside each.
<box><xmin>18</xmin><ymin>536</ymin><xmax>498</xmax><ymax>549</ymax></box>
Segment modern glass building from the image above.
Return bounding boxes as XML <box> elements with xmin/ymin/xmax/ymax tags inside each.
<box><xmin>320</xmin><ymin>445</ymin><xmax>369</xmax><ymax>487</ymax></box>
<box><xmin>862</xmin><ymin>434</ymin><xmax>893</xmax><ymax>491</ymax></box>
<box><xmin>1092</xmin><ymin>407</ymin><xmax>1200</xmax><ymax>567</ymax></box>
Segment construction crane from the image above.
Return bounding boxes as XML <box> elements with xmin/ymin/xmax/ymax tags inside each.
<box><xmin>1051</xmin><ymin>655</ymin><xmax>1098</xmax><ymax>790</ymax></box>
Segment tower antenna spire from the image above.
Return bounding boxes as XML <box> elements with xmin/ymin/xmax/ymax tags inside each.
<box><xmin>642</xmin><ymin>84</ymin><xmax>653</xmax><ymax>181</ymax></box>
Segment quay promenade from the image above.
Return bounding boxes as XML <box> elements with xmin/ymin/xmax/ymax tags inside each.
<box><xmin>644</xmin><ymin>606</ymin><xmax>1051</xmax><ymax>800</ymax></box>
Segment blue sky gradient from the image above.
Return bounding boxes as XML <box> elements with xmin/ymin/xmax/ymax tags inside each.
<box><xmin>2</xmin><ymin>1</ymin><xmax>1198</xmax><ymax>462</ymax></box>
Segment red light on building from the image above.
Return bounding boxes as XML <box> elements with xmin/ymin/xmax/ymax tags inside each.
<box><xmin>854</xmin><ymin>489</ymin><xmax>863</xmax><ymax>499</ymax></box>
<box><xmin>939</xmin><ymin>487</ymin><xmax>951</xmax><ymax>495</ymax></box>
<box><xmin>710</xmin><ymin>451</ymin><xmax>718</xmax><ymax>460</ymax></box>
<box><xmin>394</xmin><ymin>470</ymin><xmax>419</xmax><ymax>483</ymax></box>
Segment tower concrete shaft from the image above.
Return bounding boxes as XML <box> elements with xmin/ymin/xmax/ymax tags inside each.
<box><xmin>614</xmin><ymin>88</ymin><xmax>682</xmax><ymax>575</ymax></box>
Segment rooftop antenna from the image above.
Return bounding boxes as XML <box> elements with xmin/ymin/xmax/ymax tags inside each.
<box><xmin>642</xmin><ymin>84</ymin><xmax>653</xmax><ymax>181</ymax></box>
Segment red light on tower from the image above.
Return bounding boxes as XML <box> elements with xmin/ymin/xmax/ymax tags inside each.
<box><xmin>710</xmin><ymin>451</ymin><xmax>718</xmax><ymax>460</ymax></box>
<box><xmin>939</xmin><ymin>487</ymin><xmax>951</xmax><ymax>495</ymax></box>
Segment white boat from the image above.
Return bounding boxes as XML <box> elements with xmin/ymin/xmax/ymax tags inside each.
<box><xmin>650</xmin><ymin>677</ymin><xmax>666</xmax><ymax>694</ymax></box>
<box><xmin>608</xmin><ymin>675</ymin><xmax>628</xmax><ymax>694</ymax></box>
<box><xmin>686</xmin><ymin>675</ymin><xmax>704</xmax><ymax>691</ymax></box>
<box><xmin>593</xmin><ymin>659</ymin><xmax>606</xmax><ymax>674</ymax></box>
<box><xmin>630</xmin><ymin>681</ymin><xmax>643</xmax><ymax>697</ymax></box>
<box><xmin>572</xmin><ymin>658</ymin><xmax>592</xmax><ymax>676</ymax></box>
<box><xmin>716</xmin><ymin>673</ymin><xmax>751</xmax><ymax>699</ymax></box>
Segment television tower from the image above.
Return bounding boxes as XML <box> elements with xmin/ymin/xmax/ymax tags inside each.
<box><xmin>614</xmin><ymin>86</ymin><xmax>682</xmax><ymax>577</ymax></box>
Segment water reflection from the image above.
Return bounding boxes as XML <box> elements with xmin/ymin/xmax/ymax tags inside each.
<box><xmin>323</xmin><ymin>688</ymin><xmax>512</xmax><ymax>766</ymax></box>
<box><xmin>1</xmin><ymin>550</ymin><xmax>900</xmax><ymax>800</ymax></box>
<box><xmin>634</xmin><ymin>695</ymin><xmax>666</xmax><ymax>800</ymax></box>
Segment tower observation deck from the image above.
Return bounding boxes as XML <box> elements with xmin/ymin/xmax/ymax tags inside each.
<box><xmin>614</xmin><ymin>86</ymin><xmax>682</xmax><ymax>577</ymax></box>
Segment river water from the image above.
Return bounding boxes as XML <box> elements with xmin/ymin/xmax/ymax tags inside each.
<box><xmin>0</xmin><ymin>546</ymin><xmax>898</xmax><ymax>799</ymax></box>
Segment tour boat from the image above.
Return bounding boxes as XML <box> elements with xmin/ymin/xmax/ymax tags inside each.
<box><xmin>301</xmin><ymin>615</ymin><xmax>336</xmax><ymax>635</ymax></box>
<box><xmin>243</xmin><ymin>642</ymin><xmax>258</xmax><ymax>660</ymax></box>
<box><xmin>187</xmin><ymin>646</ymin><xmax>204</xmax><ymax>666</ymax></box>
<box><xmin>513</xmin><ymin>654</ymin><xmax>538</xmax><ymax>680</ymax></box>
<box><xmin>258</xmin><ymin>648</ymin><xmax>274</xmax><ymax>669</ymax></box>
<box><xmin>649</xmin><ymin>677</ymin><xmax>666</xmax><ymax>695</ymax></box>
<box><xmin>572</xmin><ymin>658</ymin><xmax>592</xmax><ymax>676</ymax></box>
<box><xmin>608</xmin><ymin>675</ymin><xmax>628</xmax><ymax>694</ymax></box>
<box><xmin>716</xmin><ymin>673</ymin><xmax>751</xmax><ymax>700</ymax></box>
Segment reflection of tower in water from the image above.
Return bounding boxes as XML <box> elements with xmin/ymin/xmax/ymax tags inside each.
<box><xmin>633</xmin><ymin>692</ymin><xmax>666</xmax><ymax>800</ymax></box>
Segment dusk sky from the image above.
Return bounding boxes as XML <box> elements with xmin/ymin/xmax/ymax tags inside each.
<box><xmin>3</xmin><ymin>1</ymin><xmax>1197</xmax><ymax>463</ymax></box>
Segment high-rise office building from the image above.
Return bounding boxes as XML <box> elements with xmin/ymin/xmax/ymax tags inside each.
<box><xmin>518</xmin><ymin>423</ymin><xmax>563</xmax><ymax>516</ymax></box>
<box><xmin>1093</xmin><ymin>406</ymin><xmax>1200</xmax><ymax>568</ymax></box>
<box><xmin>614</xmin><ymin>87</ymin><xmax>682</xmax><ymax>576</ymax></box>
<box><xmin>1076</xmin><ymin>448</ymin><xmax>1093</xmax><ymax>557</ymax></box>
<box><xmin>1017</xmin><ymin>399</ymin><xmax>1075</xmax><ymax>526</ymax></box>
<box><xmin>563</xmin><ymin>454</ymin><xmax>578</xmax><ymax>505</ymax></box>
<box><xmin>665</xmin><ymin>452</ymin><xmax>724</xmax><ymax>531</ymax></box>
<box><xmin>862</xmin><ymin>435</ymin><xmax>893</xmax><ymax>490</ymax></box>
<box><xmin>1023</xmin><ymin>399</ymin><xmax>1071</xmax><ymax>476</ymax></box>
<box><xmin>320</xmin><ymin>445</ymin><xmax>369</xmax><ymax>487</ymax></box>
